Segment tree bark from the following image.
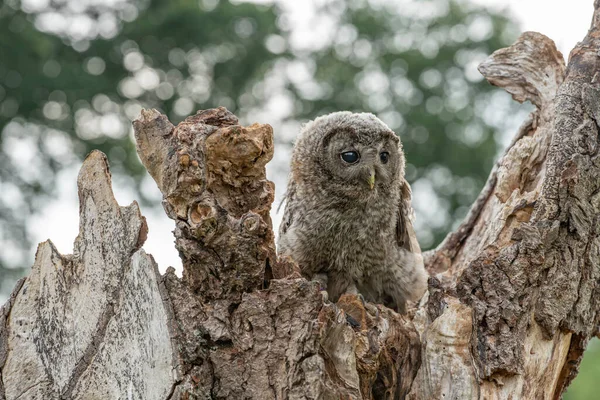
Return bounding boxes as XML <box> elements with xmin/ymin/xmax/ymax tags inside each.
<box><xmin>2</xmin><ymin>4</ymin><xmax>600</xmax><ymax>399</ymax></box>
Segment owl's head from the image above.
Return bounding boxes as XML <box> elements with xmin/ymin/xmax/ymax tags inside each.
<box><xmin>292</xmin><ymin>111</ymin><xmax>405</xmax><ymax>201</ymax></box>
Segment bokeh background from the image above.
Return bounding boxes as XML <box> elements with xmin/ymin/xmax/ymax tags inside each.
<box><xmin>0</xmin><ymin>0</ymin><xmax>596</xmax><ymax>396</ymax></box>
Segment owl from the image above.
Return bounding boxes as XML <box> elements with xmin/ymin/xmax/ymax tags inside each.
<box><xmin>277</xmin><ymin>111</ymin><xmax>428</xmax><ymax>313</ymax></box>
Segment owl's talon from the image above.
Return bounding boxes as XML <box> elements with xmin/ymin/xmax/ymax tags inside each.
<box><xmin>320</xmin><ymin>290</ymin><xmax>329</xmax><ymax>302</ymax></box>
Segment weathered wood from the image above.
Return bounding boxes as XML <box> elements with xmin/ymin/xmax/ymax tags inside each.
<box><xmin>2</xmin><ymin>3</ymin><xmax>600</xmax><ymax>399</ymax></box>
<box><xmin>0</xmin><ymin>152</ymin><xmax>175</xmax><ymax>399</ymax></box>
<box><xmin>416</xmin><ymin>27</ymin><xmax>599</xmax><ymax>399</ymax></box>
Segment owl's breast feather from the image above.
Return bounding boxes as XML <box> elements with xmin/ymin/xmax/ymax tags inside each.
<box><xmin>289</xmin><ymin>196</ymin><xmax>397</xmax><ymax>279</ymax></box>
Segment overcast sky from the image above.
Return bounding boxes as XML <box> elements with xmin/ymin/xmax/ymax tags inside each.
<box><xmin>28</xmin><ymin>0</ymin><xmax>596</xmax><ymax>277</ymax></box>
<box><xmin>475</xmin><ymin>0</ymin><xmax>591</xmax><ymax>55</ymax></box>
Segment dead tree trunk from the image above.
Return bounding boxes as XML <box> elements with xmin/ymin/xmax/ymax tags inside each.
<box><xmin>2</xmin><ymin>4</ymin><xmax>600</xmax><ymax>399</ymax></box>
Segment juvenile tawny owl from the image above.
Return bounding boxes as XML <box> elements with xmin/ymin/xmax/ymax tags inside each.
<box><xmin>278</xmin><ymin>111</ymin><xmax>428</xmax><ymax>313</ymax></box>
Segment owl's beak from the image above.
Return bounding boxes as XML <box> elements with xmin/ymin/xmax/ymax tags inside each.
<box><xmin>368</xmin><ymin>170</ymin><xmax>375</xmax><ymax>190</ymax></box>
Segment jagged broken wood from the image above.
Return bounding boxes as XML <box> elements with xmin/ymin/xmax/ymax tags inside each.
<box><xmin>2</xmin><ymin>4</ymin><xmax>600</xmax><ymax>399</ymax></box>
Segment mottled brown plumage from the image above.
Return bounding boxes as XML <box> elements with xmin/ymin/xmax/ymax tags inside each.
<box><xmin>278</xmin><ymin>111</ymin><xmax>428</xmax><ymax>313</ymax></box>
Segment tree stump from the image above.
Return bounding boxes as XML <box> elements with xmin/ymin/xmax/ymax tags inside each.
<box><xmin>2</xmin><ymin>4</ymin><xmax>600</xmax><ymax>399</ymax></box>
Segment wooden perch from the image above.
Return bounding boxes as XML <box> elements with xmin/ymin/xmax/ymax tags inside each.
<box><xmin>2</xmin><ymin>6</ymin><xmax>600</xmax><ymax>399</ymax></box>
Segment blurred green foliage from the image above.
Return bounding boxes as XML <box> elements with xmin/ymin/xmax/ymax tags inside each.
<box><xmin>0</xmin><ymin>0</ymin><xmax>282</xmax><ymax>292</ymax></box>
<box><xmin>2</xmin><ymin>0</ymin><xmax>527</xmax><ymax>283</ymax></box>
<box><xmin>0</xmin><ymin>0</ymin><xmax>527</xmax><ymax>292</ymax></box>
<box><xmin>565</xmin><ymin>338</ymin><xmax>600</xmax><ymax>399</ymax></box>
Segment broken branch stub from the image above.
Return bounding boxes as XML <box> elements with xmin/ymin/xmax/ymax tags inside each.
<box><xmin>454</xmin><ymin>32</ymin><xmax>568</xmax><ymax>379</ymax></box>
<box><xmin>0</xmin><ymin>151</ymin><xmax>176</xmax><ymax>400</ymax></box>
<box><xmin>478</xmin><ymin>31</ymin><xmax>565</xmax><ymax>108</ymax></box>
<box><xmin>414</xmin><ymin>28</ymin><xmax>599</xmax><ymax>399</ymax></box>
<box><xmin>134</xmin><ymin>107</ymin><xmax>276</xmax><ymax>301</ymax></box>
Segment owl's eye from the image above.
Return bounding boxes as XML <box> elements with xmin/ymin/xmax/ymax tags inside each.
<box><xmin>380</xmin><ymin>152</ymin><xmax>390</xmax><ymax>164</ymax></box>
<box><xmin>340</xmin><ymin>151</ymin><xmax>360</xmax><ymax>164</ymax></box>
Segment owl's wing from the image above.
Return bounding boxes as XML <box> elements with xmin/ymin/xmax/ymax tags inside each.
<box><xmin>278</xmin><ymin>180</ymin><xmax>297</xmax><ymax>237</ymax></box>
<box><xmin>396</xmin><ymin>179</ymin><xmax>421</xmax><ymax>254</ymax></box>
